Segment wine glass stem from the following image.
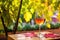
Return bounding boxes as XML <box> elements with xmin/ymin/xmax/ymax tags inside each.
<box><xmin>39</xmin><ymin>25</ymin><xmax>41</xmax><ymax>40</ymax></box>
<box><xmin>39</xmin><ymin>25</ymin><xmax>40</xmax><ymax>34</ymax></box>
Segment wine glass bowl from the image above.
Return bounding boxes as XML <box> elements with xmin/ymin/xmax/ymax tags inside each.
<box><xmin>35</xmin><ymin>18</ymin><xmax>44</xmax><ymax>25</ymax></box>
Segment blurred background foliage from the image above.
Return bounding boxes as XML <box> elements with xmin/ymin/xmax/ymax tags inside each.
<box><xmin>0</xmin><ymin>0</ymin><xmax>60</xmax><ymax>33</ymax></box>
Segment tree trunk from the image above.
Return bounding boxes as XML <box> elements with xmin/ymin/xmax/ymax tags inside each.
<box><xmin>13</xmin><ymin>0</ymin><xmax>23</xmax><ymax>34</ymax></box>
<box><xmin>1</xmin><ymin>16</ymin><xmax>8</xmax><ymax>40</ymax></box>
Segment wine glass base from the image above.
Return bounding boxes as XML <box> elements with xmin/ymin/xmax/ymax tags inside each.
<box><xmin>38</xmin><ymin>32</ymin><xmax>50</xmax><ymax>40</ymax></box>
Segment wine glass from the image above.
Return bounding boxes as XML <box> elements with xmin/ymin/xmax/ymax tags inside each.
<box><xmin>35</xmin><ymin>17</ymin><xmax>45</xmax><ymax>40</ymax></box>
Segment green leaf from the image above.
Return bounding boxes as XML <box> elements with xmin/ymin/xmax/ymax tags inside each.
<box><xmin>41</xmin><ymin>24</ymin><xmax>48</xmax><ymax>30</ymax></box>
<box><xmin>22</xmin><ymin>24</ymin><xmax>31</xmax><ymax>31</ymax></box>
<box><xmin>17</xmin><ymin>23</ymin><xmax>22</xmax><ymax>31</ymax></box>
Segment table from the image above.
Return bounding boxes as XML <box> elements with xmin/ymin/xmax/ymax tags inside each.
<box><xmin>8</xmin><ymin>29</ymin><xmax>60</xmax><ymax>40</ymax></box>
<box><xmin>8</xmin><ymin>32</ymin><xmax>40</xmax><ymax>40</ymax></box>
<box><xmin>8</xmin><ymin>35</ymin><xmax>39</xmax><ymax>40</ymax></box>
